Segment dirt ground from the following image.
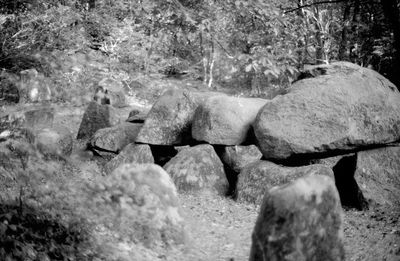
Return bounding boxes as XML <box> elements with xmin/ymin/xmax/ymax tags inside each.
<box><xmin>51</xmin><ymin>104</ymin><xmax>400</xmax><ymax>261</ymax></box>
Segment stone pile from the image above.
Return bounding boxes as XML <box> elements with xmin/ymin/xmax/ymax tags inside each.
<box><xmin>70</xmin><ymin>62</ymin><xmax>400</xmax><ymax>255</ymax></box>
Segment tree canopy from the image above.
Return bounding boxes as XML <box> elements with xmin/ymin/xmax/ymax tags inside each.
<box><xmin>0</xmin><ymin>0</ymin><xmax>399</xmax><ymax>92</ymax></box>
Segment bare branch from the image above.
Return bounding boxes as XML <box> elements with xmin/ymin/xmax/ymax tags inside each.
<box><xmin>284</xmin><ymin>0</ymin><xmax>347</xmax><ymax>13</ymax></box>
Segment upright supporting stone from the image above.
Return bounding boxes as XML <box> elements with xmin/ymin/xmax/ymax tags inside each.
<box><xmin>76</xmin><ymin>101</ymin><xmax>120</xmax><ymax>140</ymax></box>
<box><xmin>250</xmin><ymin>175</ymin><xmax>345</xmax><ymax>261</ymax></box>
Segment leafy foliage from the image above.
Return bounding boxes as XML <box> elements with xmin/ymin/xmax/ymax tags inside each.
<box><xmin>1</xmin><ymin>0</ymin><xmax>399</xmax><ymax>100</ymax></box>
<box><xmin>0</xmin><ymin>204</ymin><xmax>90</xmax><ymax>261</ymax></box>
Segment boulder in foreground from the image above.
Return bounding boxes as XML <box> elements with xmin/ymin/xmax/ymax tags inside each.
<box><xmin>88</xmin><ymin>164</ymin><xmax>186</xmax><ymax>248</ymax></box>
<box><xmin>254</xmin><ymin>62</ymin><xmax>400</xmax><ymax>160</ymax></box>
<box><xmin>250</xmin><ymin>175</ymin><xmax>345</xmax><ymax>261</ymax></box>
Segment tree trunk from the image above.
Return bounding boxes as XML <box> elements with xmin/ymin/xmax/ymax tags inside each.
<box><xmin>381</xmin><ymin>0</ymin><xmax>400</xmax><ymax>88</ymax></box>
<box><xmin>338</xmin><ymin>2</ymin><xmax>351</xmax><ymax>60</ymax></box>
<box><xmin>88</xmin><ymin>0</ymin><xmax>95</xmax><ymax>10</ymax></box>
<box><xmin>208</xmin><ymin>40</ymin><xmax>215</xmax><ymax>88</ymax></box>
<box><xmin>349</xmin><ymin>0</ymin><xmax>360</xmax><ymax>63</ymax></box>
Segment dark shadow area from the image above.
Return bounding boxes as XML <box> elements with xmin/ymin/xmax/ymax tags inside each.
<box><xmin>0</xmin><ymin>203</ymin><xmax>90</xmax><ymax>260</ymax></box>
<box><xmin>149</xmin><ymin>145</ymin><xmax>178</xmax><ymax>166</ymax></box>
<box><xmin>332</xmin><ymin>154</ymin><xmax>369</xmax><ymax>210</ymax></box>
<box><xmin>213</xmin><ymin>145</ymin><xmax>239</xmax><ymax>198</ymax></box>
<box><xmin>267</xmin><ymin>143</ymin><xmax>394</xmax><ymax>167</ymax></box>
<box><xmin>241</xmin><ymin>126</ymin><xmax>258</xmax><ymax>146</ymax></box>
<box><xmin>292</xmin><ymin>66</ymin><xmax>328</xmax><ymax>84</ymax></box>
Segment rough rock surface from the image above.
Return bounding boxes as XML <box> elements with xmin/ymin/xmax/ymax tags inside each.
<box><xmin>355</xmin><ymin>146</ymin><xmax>400</xmax><ymax>207</ymax></box>
<box><xmin>316</xmin><ymin>146</ymin><xmax>400</xmax><ymax>209</ymax></box>
<box><xmin>0</xmin><ymin>106</ymin><xmax>54</xmax><ymax>132</ymax></box>
<box><xmin>192</xmin><ymin>96</ymin><xmax>267</xmax><ymax>145</ymax></box>
<box><xmin>237</xmin><ymin>160</ymin><xmax>333</xmax><ymax>204</ymax></box>
<box><xmin>35</xmin><ymin>127</ymin><xmax>73</xmax><ymax>158</ymax></box>
<box><xmin>104</xmin><ymin>143</ymin><xmax>154</xmax><ymax>174</ymax></box>
<box><xmin>76</xmin><ymin>101</ymin><xmax>121</xmax><ymax>140</ymax></box>
<box><xmin>222</xmin><ymin>145</ymin><xmax>263</xmax><ymax>173</ymax></box>
<box><xmin>136</xmin><ymin>89</ymin><xmax>223</xmax><ymax>145</ymax></box>
<box><xmin>126</xmin><ymin>109</ymin><xmax>148</xmax><ymax>123</ymax></box>
<box><xmin>163</xmin><ymin>144</ymin><xmax>228</xmax><ymax>195</ymax></box>
<box><xmin>254</xmin><ymin>62</ymin><xmax>400</xmax><ymax>160</ymax></box>
<box><xmin>249</xmin><ymin>175</ymin><xmax>345</xmax><ymax>261</ymax></box>
<box><xmin>89</xmin><ymin>122</ymin><xmax>142</xmax><ymax>153</ymax></box>
<box><xmin>91</xmin><ymin>164</ymin><xmax>186</xmax><ymax>248</ymax></box>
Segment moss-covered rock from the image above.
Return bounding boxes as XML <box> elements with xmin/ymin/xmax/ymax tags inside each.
<box><xmin>89</xmin><ymin>164</ymin><xmax>186</xmax><ymax>248</ymax></box>
<box><xmin>164</xmin><ymin>144</ymin><xmax>228</xmax><ymax>195</ymax></box>
<box><xmin>250</xmin><ymin>175</ymin><xmax>345</xmax><ymax>261</ymax></box>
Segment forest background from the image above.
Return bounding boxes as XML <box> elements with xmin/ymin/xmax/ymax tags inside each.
<box><xmin>1</xmin><ymin>0</ymin><xmax>399</xmax><ymax>101</ymax></box>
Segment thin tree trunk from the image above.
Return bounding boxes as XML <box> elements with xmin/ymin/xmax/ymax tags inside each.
<box><xmin>208</xmin><ymin>40</ymin><xmax>215</xmax><ymax>88</ymax></box>
<box><xmin>381</xmin><ymin>0</ymin><xmax>400</xmax><ymax>88</ymax></box>
<box><xmin>314</xmin><ymin>6</ymin><xmax>323</xmax><ymax>63</ymax></box>
<box><xmin>88</xmin><ymin>0</ymin><xmax>95</xmax><ymax>10</ymax></box>
<box><xmin>145</xmin><ymin>28</ymin><xmax>154</xmax><ymax>75</ymax></box>
<box><xmin>200</xmin><ymin>31</ymin><xmax>209</xmax><ymax>85</ymax></box>
<box><xmin>349</xmin><ymin>0</ymin><xmax>360</xmax><ymax>63</ymax></box>
<box><xmin>338</xmin><ymin>1</ymin><xmax>351</xmax><ymax>60</ymax></box>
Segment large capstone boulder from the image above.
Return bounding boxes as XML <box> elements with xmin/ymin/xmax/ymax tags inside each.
<box><xmin>88</xmin><ymin>164</ymin><xmax>186</xmax><ymax>248</ymax></box>
<box><xmin>222</xmin><ymin>145</ymin><xmax>263</xmax><ymax>173</ymax></box>
<box><xmin>34</xmin><ymin>127</ymin><xmax>73</xmax><ymax>159</ymax></box>
<box><xmin>104</xmin><ymin>143</ymin><xmax>154</xmax><ymax>174</ymax></box>
<box><xmin>76</xmin><ymin>101</ymin><xmax>121</xmax><ymax>140</ymax></box>
<box><xmin>254</xmin><ymin>62</ymin><xmax>400</xmax><ymax>160</ymax></box>
<box><xmin>249</xmin><ymin>175</ymin><xmax>345</xmax><ymax>261</ymax></box>
<box><xmin>88</xmin><ymin>122</ymin><xmax>142</xmax><ymax>153</ymax></box>
<box><xmin>237</xmin><ymin>160</ymin><xmax>333</xmax><ymax>204</ymax></box>
<box><xmin>136</xmin><ymin>89</ymin><xmax>223</xmax><ymax>145</ymax></box>
<box><xmin>163</xmin><ymin>144</ymin><xmax>228</xmax><ymax>195</ymax></box>
<box><xmin>0</xmin><ymin>106</ymin><xmax>54</xmax><ymax>133</ymax></box>
<box><xmin>192</xmin><ymin>96</ymin><xmax>267</xmax><ymax>145</ymax></box>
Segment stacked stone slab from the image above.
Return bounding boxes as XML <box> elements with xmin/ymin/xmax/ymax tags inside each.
<box><xmin>75</xmin><ymin>62</ymin><xmax>400</xmax><ymax>210</ymax></box>
<box><xmin>70</xmin><ymin>62</ymin><xmax>400</xmax><ymax>258</ymax></box>
<box><xmin>136</xmin><ymin>89</ymin><xmax>225</xmax><ymax>145</ymax></box>
<box><xmin>192</xmin><ymin>96</ymin><xmax>268</xmax><ymax>145</ymax></box>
